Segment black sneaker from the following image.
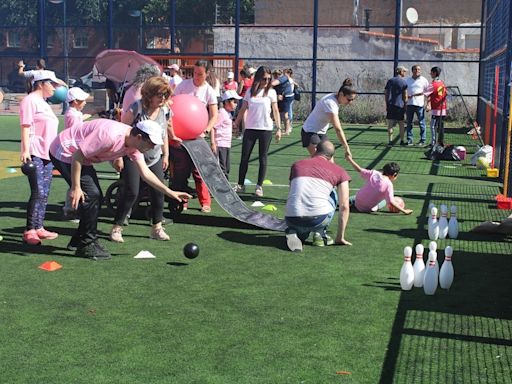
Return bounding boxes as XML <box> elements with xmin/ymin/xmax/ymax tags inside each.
<box><xmin>407</xmin><ymin>141</ymin><xmax>414</xmax><ymax>146</ymax></box>
<box><xmin>400</xmin><ymin>141</ymin><xmax>407</xmax><ymax>146</ymax></box>
<box><xmin>417</xmin><ymin>141</ymin><xmax>426</xmax><ymax>147</ymax></box>
<box><xmin>67</xmin><ymin>234</ymin><xmax>80</xmax><ymax>251</ymax></box>
<box><xmin>75</xmin><ymin>241</ymin><xmax>112</xmax><ymax>260</ymax></box>
<box><xmin>387</xmin><ymin>141</ymin><xmax>393</xmax><ymax>147</ymax></box>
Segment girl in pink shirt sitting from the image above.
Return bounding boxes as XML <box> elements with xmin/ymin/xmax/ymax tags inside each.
<box><xmin>19</xmin><ymin>70</ymin><xmax>62</xmax><ymax>245</ymax></box>
<box><xmin>345</xmin><ymin>155</ymin><xmax>413</xmax><ymax>215</ymax></box>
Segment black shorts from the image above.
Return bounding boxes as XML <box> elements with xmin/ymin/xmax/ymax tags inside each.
<box><xmin>301</xmin><ymin>129</ymin><xmax>328</xmax><ymax>148</ymax></box>
<box><xmin>386</xmin><ymin>105</ymin><xmax>405</xmax><ymax>121</ymax></box>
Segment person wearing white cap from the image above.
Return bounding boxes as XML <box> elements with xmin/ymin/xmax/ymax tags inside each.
<box><xmin>49</xmin><ymin>118</ymin><xmax>191</xmax><ymax>260</ymax></box>
<box><xmin>167</xmin><ymin>63</ymin><xmax>182</xmax><ymax>92</ymax></box>
<box><xmin>61</xmin><ymin>87</ymin><xmax>92</xmax><ymax>219</ymax></box>
<box><xmin>223</xmin><ymin>71</ymin><xmax>237</xmax><ymax>92</ymax></box>
<box><xmin>110</xmin><ymin>76</ymin><xmax>174</xmax><ymax>243</ymax></box>
<box><xmin>212</xmin><ymin>90</ymin><xmax>242</xmax><ymax>178</ymax></box>
<box><xmin>19</xmin><ymin>69</ymin><xmax>61</xmax><ymax>245</ymax></box>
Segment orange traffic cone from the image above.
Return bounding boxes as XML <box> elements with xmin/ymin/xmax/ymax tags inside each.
<box><xmin>38</xmin><ymin>261</ymin><xmax>62</xmax><ymax>271</ymax></box>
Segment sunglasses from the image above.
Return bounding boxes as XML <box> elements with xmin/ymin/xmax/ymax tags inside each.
<box><xmin>156</xmin><ymin>92</ymin><xmax>170</xmax><ymax>99</ymax></box>
<box><xmin>346</xmin><ymin>96</ymin><xmax>356</xmax><ymax>102</ymax></box>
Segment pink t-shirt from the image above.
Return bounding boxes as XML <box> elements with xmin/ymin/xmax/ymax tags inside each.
<box><xmin>354</xmin><ymin>169</ymin><xmax>394</xmax><ymax>212</ymax></box>
<box><xmin>122</xmin><ymin>85</ymin><xmax>141</xmax><ymax>113</ymax></box>
<box><xmin>64</xmin><ymin>107</ymin><xmax>83</xmax><ymax>131</ymax></box>
<box><xmin>50</xmin><ymin>119</ymin><xmax>143</xmax><ymax>165</ymax></box>
<box><xmin>19</xmin><ymin>92</ymin><xmax>59</xmax><ymax>160</ymax></box>
<box><xmin>213</xmin><ymin>108</ymin><xmax>233</xmax><ymax>148</ymax></box>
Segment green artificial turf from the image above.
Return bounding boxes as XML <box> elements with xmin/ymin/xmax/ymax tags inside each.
<box><xmin>0</xmin><ymin>116</ymin><xmax>510</xmax><ymax>383</ymax></box>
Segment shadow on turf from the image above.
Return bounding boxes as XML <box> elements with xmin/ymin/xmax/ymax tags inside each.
<box><xmin>217</xmin><ymin>230</ymin><xmax>288</xmax><ymax>250</ymax></box>
<box><xmin>378</xmin><ymin>249</ymin><xmax>512</xmax><ymax>383</ymax></box>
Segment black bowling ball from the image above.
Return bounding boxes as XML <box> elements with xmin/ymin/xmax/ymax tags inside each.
<box><xmin>21</xmin><ymin>161</ymin><xmax>36</xmax><ymax>176</ymax></box>
<box><xmin>183</xmin><ymin>243</ymin><xmax>199</xmax><ymax>259</ymax></box>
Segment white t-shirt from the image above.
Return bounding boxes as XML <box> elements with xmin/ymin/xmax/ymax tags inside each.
<box><xmin>169</xmin><ymin>74</ymin><xmax>183</xmax><ymax>90</ymax></box>
<box><xmin>303</xmin><ymin>93</ymin><xmax>339</xmax><ymax>134</ymax></box>
<box><xmin>406</xmin><ymin>76</ymin><xmax>430</xmax><ymax>106</ymax></box>
<box><xmin>243</xmin><ymin>88</ymin><xmax>278</xmax><ymax>131</ymax></box>
<box><xmin>174</xmin><ymin>79</ymin><xmax>217</xmax><ymax>106</ymax></box>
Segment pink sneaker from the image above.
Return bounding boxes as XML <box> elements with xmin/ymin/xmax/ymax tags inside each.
<box><xmin>23</xmin><ymin>229</ymin><xmax>41</xmax><ymax>245</ymax></box>
<box><xmin>36</xmin><ymin>227</ymin><xmax>59</xmax><ymax>240</ymax></box>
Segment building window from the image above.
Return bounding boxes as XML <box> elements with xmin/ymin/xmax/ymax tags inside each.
<box><xmin>7</xmin><ymin>31</ymin><xmax>21</xmax><ymax>48</ymax></box>
<box><xmin>47</xmin><ymin>33</ymin><xmax>55</xmax><ymax>49</ymax></box>
<box><xmin>73</xmin><ymin>30</ymin><xmax>88</xmax><ymax>48</ymax></box>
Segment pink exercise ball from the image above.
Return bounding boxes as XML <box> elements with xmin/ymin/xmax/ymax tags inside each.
<box><xmin>170</xmin><ymin>94</ymin><xmax>208</xmax><ymax>140</ymax></box>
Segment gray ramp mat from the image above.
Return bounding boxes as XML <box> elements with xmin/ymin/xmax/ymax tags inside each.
<box><xmin>181</xmin><ymin>138</ymin><xmax>287</xmax><ymax>232</ymax></box>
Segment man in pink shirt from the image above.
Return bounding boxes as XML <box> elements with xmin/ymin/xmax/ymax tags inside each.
<box><xmin>50</xmin><ymin>119</ymin><xmax>190</xmax><ymax>260</ymax></box>
<box><xmin>345</xmin><ymin>155</ymin><xmax>412</xmax><ymax>215</ymax></box>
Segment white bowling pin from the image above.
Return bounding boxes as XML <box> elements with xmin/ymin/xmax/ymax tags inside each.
<box><xmin>448</xmin><ymin>205</ymin><xmax>459</xmax><ymax>239</ymax></box>
<box><xmin>400</xmin><ymin>246</ymin><xmax>414</xmax><ymax>290</ymax></box>
<box><xmin>427</xmin><ymin>203</ymin><xmax>435</xmax><ymax>227</ymax></box>
<box><xmin>423</xmin><ymin>251</ymin><xmax>439</xmax><ymax>295</ymax></box>
<box><xmin>428</xmin><ymin>241</ymin><xmax>439</xmax><ymax>273</ymax></box>
<box><xmin>413</xmin><ymin>244</ymin><xmax>425</xmax><ymax>287</ymax></box>
<box><xmin>428</xmin><ymin>206</ymin><xmax>439</xmax><ymax>240</ymax></box>
<box><xmin>439</xmin><ymin>246</ymin><xmax>454</xmax><ymax>289</ymax></box>
<box><xmin>438</xmin><ymin>204</ymin><xmax>449</xmax><ymax>239</ymax></box>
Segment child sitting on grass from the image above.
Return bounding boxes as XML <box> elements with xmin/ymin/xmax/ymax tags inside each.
<box><xmin>345</xmin><ymin>154</ymin><xmax>413</xmax><ymax>215</ymax></box>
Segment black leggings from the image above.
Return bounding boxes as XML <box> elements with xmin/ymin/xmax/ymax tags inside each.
<box><xmin>114</xmin><ymin>156</ymin><xmax>165</xmax><ymax>226</ymax></box>
<box><xmin>237</xmin><ymin>129</ymin><xmax>273</xmax><ymax>186</ymax></box>
<box><xmin>50</xmin><ymin>153</ymin><xmax>102</xmax><ymax>247</ymax></box>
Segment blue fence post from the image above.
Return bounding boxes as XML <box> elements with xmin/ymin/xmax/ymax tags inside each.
<box><xmin>39</xmin><ymin>0</ymin><xmax>46</xmax><ymax>60</ymax></box>
<box><xmin>393</xmin><ymin>0</ymin><xmax>402</xmax><ymax>74</ymax></box>
<box><xmin>108</xmin><ymin>0</ymin><xmax>113</xmax><ymax>48</ymax></box>
<box><xmin>311</xmin><ymin>0</ymin><xmax>319</xmax><ymax>110</ymax></box>
<box><xmin>234</xmin><ymin>0</ymin><xmax>240</xmax><ymax>80</ymax></box>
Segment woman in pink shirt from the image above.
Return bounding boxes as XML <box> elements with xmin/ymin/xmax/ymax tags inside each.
<box><xmin>19</xmin><ymin>70</ymin><xmax>61</xmax><ymax>245</ymax></box>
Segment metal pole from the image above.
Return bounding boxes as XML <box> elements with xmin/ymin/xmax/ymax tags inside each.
<box><xmin>39</xmin><ymin>0</ymin><xmax>46</xmax><ymax>59</ymax></box>
<box><xmin>139</xmin><ymin>13</ymin><xmax>143</xmax><ymax>51</ymax></box>
<box><xmin>108</xmin><ymin>0</ymin><xmax>113</xmax><ymax>48</ymax></box>
<box><xmin>234</xmin><ymin>0</ymin><xmax>240</xmax><ymax>80</ymax></box>
<box><xmin>393</xmin><ymin>0</ymin><xmax>402</xmax><ymax>73</ymax></box>
<box><xmin>63</xmin><ymin>0</ymin><xmax>68</xmax><ymax>85</ymax></box>
<box><xmin>311</xmin><ymin>0</ymin><xmax>319</xmax><ymax>110</ymax></box>
<box><xmin>170</xmin><ymin>0</ymin><xmax>176</xmax><ymax>53</ymax></box>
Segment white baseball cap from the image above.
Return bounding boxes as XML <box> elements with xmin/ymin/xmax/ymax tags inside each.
<box><xmin>136</xmin><ymin>120</ymin><xmax>164</xmax><ymax>145</ymax></box>
<box><xmin>221</xmin><ymin>90</ymin><xmax>242</xmax><ymax>102</ymax></box>
<box><xmin>227</xmin><ymin>71</ymin><xmax>234</xmax><ymax>79</ymax></box>
<box><xmin>31</xmin><ymin>70</ymin><xmax>59</xmax><ymax>85</ymax></box>
<box><xmin>66</xmin><ymin>87</ymin><xmax>90</xmax><ymax>102</ymax></box>
<box><xmin>248</xmin><ymin>67</ymin><xmax>257</xmax><ymax>75</ymax></box>
<box><xmin>167</xmin><ymin>64</ymin><xmax>179</xmax><ymax>71</ymax></box>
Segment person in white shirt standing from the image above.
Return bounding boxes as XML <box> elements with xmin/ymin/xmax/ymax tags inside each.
<box><xmin>167</xmin><ymin>64</ymin><xmax>183</xmax><ymax>92</ymax></box>
<box><xmin>405</xmin><ymin>65</ymin><xmax>430</xmax><ymax>146</ymax></box>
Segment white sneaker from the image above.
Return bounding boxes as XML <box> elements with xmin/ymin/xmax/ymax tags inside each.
<box><xmin>233</xmin><ymin>184</ymin><xmax>245</xmax><ymax>193</ymax></box>
<box><xmin>110</xmin><ymin>226</ymin><xmax>124</xmax><ymax>243</ymax></box>
<box><xmin>255</xmin><ymin>185</ymin><xmax>263</xmax><ymax>197</ymax></box>
<box><xmin>286</xmin><ymin>230</ymin><xmax>303</xmax><ymax>252</ymax></box>
<box><xmin>150</xmin><ymin>226</ymin><xmax>170</xmax><ymax>241</ymax></box>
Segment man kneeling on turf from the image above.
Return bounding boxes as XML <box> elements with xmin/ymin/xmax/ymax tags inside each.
<box><xmin>284</xmin><ymin>140</ymin><xmax>352</xmax><ymax>252</ymax></box>
<box><xmin>50</xmin><ymin>119</ymin><xmax>191</xmax><ymax>260</ymax></box>
<box><xmin>345</xmin><ymin>154</ymin><xmax>413</xmax><ymax>215</ymax></box>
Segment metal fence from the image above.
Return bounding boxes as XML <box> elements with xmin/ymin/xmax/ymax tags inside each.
<box><xmin>477</xmin><ymin>0</ymin><xmax>512</xmax><ymax>196</ymax></box>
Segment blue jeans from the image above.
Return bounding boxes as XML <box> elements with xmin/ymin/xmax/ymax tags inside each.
<box><xmin>406</xmin><ymin>105</ymin><xmax>426</xmax><ymax>143</ymax></box>
<box><xmin>285</xmin><ymin>190</ymin><xmax>337</xmax><ymax>240</ymax></box>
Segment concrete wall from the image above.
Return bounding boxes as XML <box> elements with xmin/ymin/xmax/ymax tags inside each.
<box><xmin>214</xmin><ymin>27</ymin><xmax>479</xmax><ymax>96</ymax></box>
<box><xmin>255</xmin><ymin>0</ymin><xmax>481</xmax><ymax>27</ymax></box>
